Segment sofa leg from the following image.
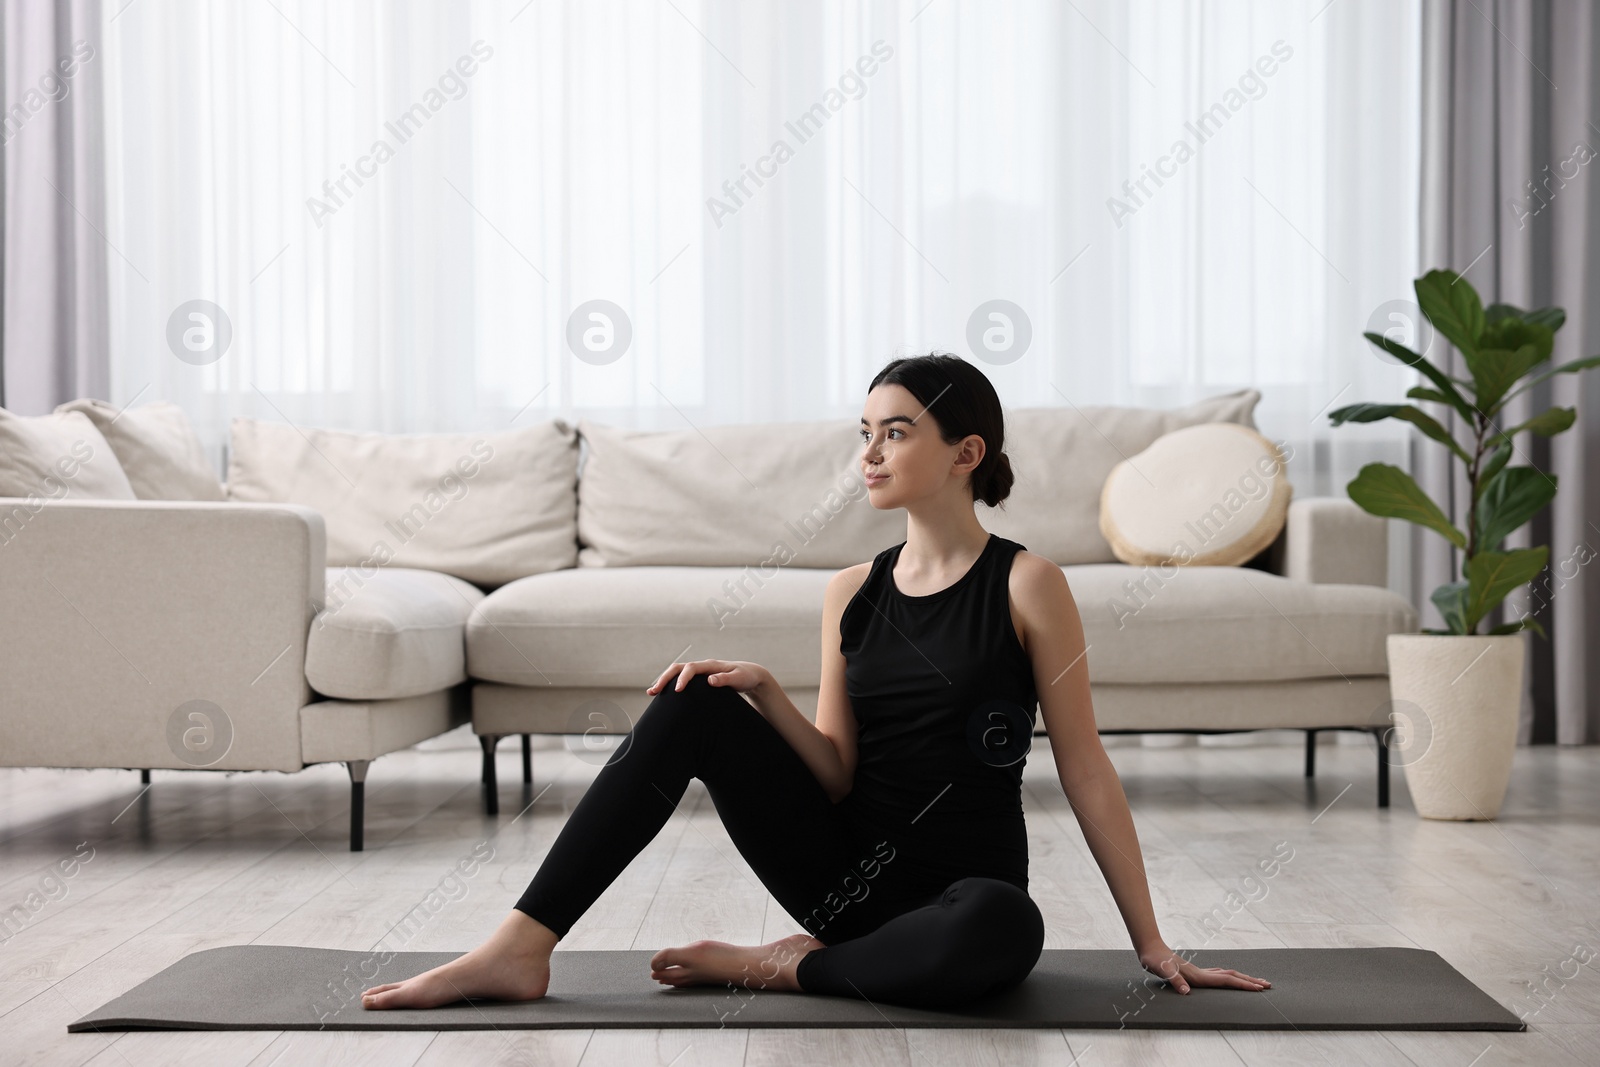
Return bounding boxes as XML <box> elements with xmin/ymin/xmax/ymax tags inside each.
<box><xmin>140</xmin><ymin>769</ymin><xmax>150</xmax><ymax>786</ymax></box>
<box><xmin>521</xmin><ymin>734</ymin><xmax>533</xmax><ymax>785</ymax></box>
<box><xmin>1304</xmin><ymin>729</ymin><xmax>1317</xmax><ymax>778</ymax></box>
<box><xmin>1374</xmin><ymin>727</ymin><xmax>1390</xmax><ymax>809</ymax></box>
<box><xmin>480</xmin><ymin>734</ymin><xmax>502</xmax><ymax>816</ymax></box>
<box><xmin>347</xmin><ymin>759</ymin><xmax>370</xmax><ymax>852</ymax></box>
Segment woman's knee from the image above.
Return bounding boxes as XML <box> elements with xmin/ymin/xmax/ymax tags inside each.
<box><xmin>944</xmin><ymin>877</ymin><xmax>1045</xmax><ymax>979</ymax></box>
<box><xmin>637</xmin><ymin>672</ymin><xmax>742</xmax><ymax>725</ymax></box>
<box><xmin>628</xmin><ymin>672</ymin><xmax>760</xmax><ymax>761</ymax></box>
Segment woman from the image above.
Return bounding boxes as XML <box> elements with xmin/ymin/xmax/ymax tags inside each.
<box><xmin>361</xmin><ymin>352</ymin><xmax>1271</xmax><ymax>1011</ymax></box>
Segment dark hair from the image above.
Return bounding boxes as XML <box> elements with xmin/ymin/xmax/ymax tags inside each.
<box><xmin>867</xmin><ymin>351</ymin><xmax>1015</xmax><ymax>508</ymax></box>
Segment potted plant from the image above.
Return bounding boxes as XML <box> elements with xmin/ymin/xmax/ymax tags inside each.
<box><xmin>1330</xmin><ymin>268</ymin><xmax>1599</xmax><ymax>820</ymax></box>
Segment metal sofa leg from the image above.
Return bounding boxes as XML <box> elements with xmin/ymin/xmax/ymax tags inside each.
<box><xmin>1374</xmin><ymin>727</ymin><xmax>1390</xmax><ymax>808</ymax></box>
<box><xmin>1304</xmin><ymin>729</ymin><xmax>1317</xmax><ymax>778</ymax></box>
<box><xmin>522</xmin><ymin>734</ymin><xmax>533</xmax><ymax>785</ymax></box>
<box><xmin>347</xmin><ymin>759</ymin><xmax>370</xmax><ymax>852</ymax></box>
<box><xmin>480</xmin><ymin>734</ymin><xmax>502</xmax><ymax>815</ymax></box>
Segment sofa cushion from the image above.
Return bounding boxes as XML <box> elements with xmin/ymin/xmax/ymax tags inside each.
<box><xmin>0</xmin><ymin>409</ymin><xmax>136</xmax><ymax>500</ymax></box>
<box><xmin>980</xmin><ymin>388</ymin><xmax>1262</xmax><ymax>564</ymax></box>
<box><xmin>53</xmin><ymin>398</ymin><xmax>225</xmax><ymax>500</ymax></box>
<box><xmin>1099</xmin><ymin>422</ymin><xmax>1291</xmax><ymax>567</ymax></box>
<box><xmin>574</xmin><ymin>417</ymin><xmax>905</xmax><ymax>569</ymax></box>
<box><xmin>307</xmin><ymin>567</ymin><xmax>485</xmax><ymax>700</ymax></box>
<box><xmin>466</xmin><ymin>554</ymin><xmax>1415</xmax><ymax>690</ymax></box>
<box><xmin>227</xmin><ymin>417</ymin><xmax>579</xmax><ymax>588</ymax></box>
<box><xmin>1067</xmin><ymin>563</ymin><xmax>1416</xmax><ymax>683</ymax></box>
<box><xmin>467</xmin><ymin>565</ymin><xmax>834</xmax><ymax>687</ymax></box>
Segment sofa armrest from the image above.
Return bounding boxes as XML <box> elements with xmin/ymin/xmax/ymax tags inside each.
<box><xmin>1268</xmin><ymin>496</ymin><xmax>1388</xmax><ymax>587</ymax></box>
<box><xmin>0</xmin><ymin>498</ymin><xmax>326</xmax><ymax>772</ymax></box>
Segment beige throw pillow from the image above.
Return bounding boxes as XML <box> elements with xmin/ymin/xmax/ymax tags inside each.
<box><xmin>0</xmin><ymin>408</ymin><xmax>137</xmax><ymax>501</ymax></box>
<box><xmin>1098</xmin><ymin>422</ymin><xmax>1291</xmax><ymax>567</ymax></box>
<box><xmin>226</xmin><ymin>417</ymin><xmax>580</xmax><ymax>587</ymax></box>
<box><xmin>53</xmin><ymin>398</ymin><xmax>225</xmax><ymax>500</ymax></box>
<box><xmin>980</xmin><ymin>387</ymin><xmax>1262</xmax><ymax>564</ymax></box>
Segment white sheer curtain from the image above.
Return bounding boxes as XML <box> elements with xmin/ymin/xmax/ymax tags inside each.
<box><xmin>101</xmin><ymin>0</ymin><xmax>1421</xmax><ymax>517</ymax></box>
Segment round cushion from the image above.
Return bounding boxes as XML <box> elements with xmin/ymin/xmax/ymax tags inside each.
<box><xmin>1098</xmin><ymin>423</ymin><xmax>1291</xmax><ymax>567</ymax></box>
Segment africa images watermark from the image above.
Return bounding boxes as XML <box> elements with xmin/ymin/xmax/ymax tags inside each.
<box><xmin>1112</xmin><ymin>839</ymin><xmax>1295</xmax><ymax>1027</ymax></box>
<box><xmin>712</xmin><ymin>838</ymin><xmax>898</xmax><ymax>1027</ymax></box>
<box><xmin>306</xmin><ymin>40</ymin><xmax>495</xmax><ymax>228</ymax></box>
<box><xmin>705</xmin><ymin>461</ymin><xmax>871</xmax><ymax>629</ymax></box>
<box><xmin>0</xmin><ymin>438</ymin><xmax>101</xmax><ymax>548</ymax></box>
<box><xmin>1106</xmin><ymin>437</ymin><xmax>1297</xmax><ymax>629</ymax></box>
<box><xmin>310</xmin><ymin>839</ymin><xmax>496</xmax><ymax>1025</ymax></box>
<box><xmin>314</xmin><ymin>439</ymin><xmax>496</xmax><ymax>628</ymax></box>
<box><xmin>1107</xmin><ymin>38</ymin><xmax>1294</xmax><ymax>228</ymax></box>
<box><xmin>1515</xmin><ymin>940</ymin><xmax>1597</xmax><ymax>1023</ymax></box>
<box><xmin>2</xmin><ymin>38</ymin><xmax>95</xmax><ymax>146</ymax></box>
<box><xmin>705</xmin><ymin>39</ymin><xmax>895</xmax><ymax>229</ymax></box>
<box><xmin>1510</xmin><ymin>537</ymin><xmax>1597</xmax><ymax>628</ymax></box>
<box><xmin>1508</xmin><ymin>137</ymin><xmax>1595</xmax><ymax>231</ymax></box>
<box><xmin>0</xmin><ymin>842</ymin><xmax>96</xmax><ymax>944</ymax></box>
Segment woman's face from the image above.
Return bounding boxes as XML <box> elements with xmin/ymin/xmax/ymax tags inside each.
<box><xmin>858</xmin><ymin>383</ymin><xmax>982</xmax><ymax>508</ymax></box>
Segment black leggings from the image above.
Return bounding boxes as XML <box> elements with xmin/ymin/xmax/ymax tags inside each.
<box><xmin>514</xmin><ymin>673</ymin><xmax>1046</xmax><ymax>1009</ymax></box>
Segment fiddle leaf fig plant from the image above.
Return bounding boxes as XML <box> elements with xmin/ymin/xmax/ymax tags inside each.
<box><xmin>1329</xmin><ymin>268</ymin><xmax>1600</xmax><ymax>637</ymax></box>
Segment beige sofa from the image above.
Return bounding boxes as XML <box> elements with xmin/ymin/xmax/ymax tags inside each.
<box><xmin>0</xmin><ymin>387</ymin><xmax>1417</xmax><ymax>852</ymax></box>
<box><xmin>468</xmin><ymin>390</ymin><xmax>1415</xmax><ymax>814</ymax></box>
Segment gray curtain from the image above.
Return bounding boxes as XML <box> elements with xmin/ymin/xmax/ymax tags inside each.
<box><xmin>1419</xmin><ymin>0</ymin><xmax>1600</xmax><ymax>745</ymax></box>
<box><xmin>0</xmin><ymin>0</ymin><xmax>108</xmax><ymax>415</ymax></box>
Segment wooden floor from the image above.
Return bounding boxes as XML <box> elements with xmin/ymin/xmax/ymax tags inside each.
<box><xmin>2</xmin><ymin>728</ymin><xmax>1596</xmax><ymax>1066</ymax></box>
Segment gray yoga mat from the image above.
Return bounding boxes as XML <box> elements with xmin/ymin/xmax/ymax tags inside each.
<box><xmin>67</xmin><ymin>945</ymin><xmax>1525</xmax><ymax>1032</ymax></box>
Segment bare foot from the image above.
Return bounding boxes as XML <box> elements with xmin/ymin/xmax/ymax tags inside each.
<box><xmin>649</xmin><ymin>932</ymin><xmax>824</xmax><ymax>992</ymax></box>
<box><xmin>361</xmin><ymin>910</ymin><xmax>559</xmax><ymax>1010</ymax></box>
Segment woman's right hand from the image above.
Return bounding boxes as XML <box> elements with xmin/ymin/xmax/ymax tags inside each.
<box><xmin>646</xmin><ymin>659</ymin><xmax>771</xmax><ymax>696</ymax></box>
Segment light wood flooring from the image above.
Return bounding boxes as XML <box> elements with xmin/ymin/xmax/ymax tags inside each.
<box><xmin>2</xmin><ymin>728</ymin><xmax>1597</xmax><ymax>1066</ymax></box>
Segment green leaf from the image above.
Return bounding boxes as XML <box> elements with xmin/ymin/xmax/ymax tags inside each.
<box><xmin>1482</xmin><ymin>303</ymin><xmax>1563</xmax><ymax>332</ymax></box>
<box><xmin>1488</xmin><ymin>616</ymin><xmax>1547</xmax><ymax>638</ymax></box>
<box><xmin>1464</xmin><ymin>547</ymin><xmax>1549</xmax><ymax>634</ymax></box>
<box><xmin>1346</xmin><ymin>462</ymin><xmax>1466</xmax><ymax>548</ymax></box>
<box><xmin>1328</xmin><ymin>403</ymin><xmax>1471</xmax><ymax>463</ymax></box>
<box><xmin>1415</xmin><ymin>269</ymin><xmax>1485</xmax><ymax>358</ymax></box>
<box><xmin>1479</xmin><ymin>319</ymin><xmax>1554</xmax><ymax>362</ymax></box>
<box><xmin>1499</xmin><ymin>354</ymin><xmax>1600</xmax><ymax>407</ymax></box>
<box><xmin>1406</xmin><ymin>386</ymin><xmax>1453</xmax><ymax>405</ymax></box>
<box><xmin>1474</xmin><ymin>441</ymin><xmax>1514</xmax><ymax>504</ymax></box>
<box><xmin>1328</xmin><ymin>402</ymin><xmax>1400</xmax><ymax>425</ymax></box>
<box><xmin>1522</xmin><ymin>307</ymin><xmax>1565</xmax><ymax>332</ymax></box>
<box><xmin>1430</xmin><ymin>582</ymin><xmax>1470</xmax><ymax>635</ymax></box>
<box><xmin>1362</xmin><ymin>331</ymin><xmax>1477</xmax><ymax>420</ymax></box>
<box><xmin>1467</xmin><ymin>343</ymin><xmax>1547</xmax><ymax>414</ymax></box>
<box><xmin>1492</xmin><ymin>406</ymin><xmax>1577</xmax><ymax>444</ymax></box>
<box><xmin>1473</xmin><ymin>466</ymin><xmax>1557</xmax><ymax>551</ymax></box>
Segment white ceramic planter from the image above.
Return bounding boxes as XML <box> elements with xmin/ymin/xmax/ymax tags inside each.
<box><xmin>1384</xmin><ymin>633</ymin><xmax>1525</xmax><ymax>819</ymax></box>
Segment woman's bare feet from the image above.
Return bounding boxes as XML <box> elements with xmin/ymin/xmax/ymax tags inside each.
<box><xmin>360</xmin><ymin>910</ymin><xmax>559</xmax><ymax>1010</ymax></box>
<box><xmin>649</xmin><ymin>932</ymin><xmax>824</xmax><ymax>992</ymax></box>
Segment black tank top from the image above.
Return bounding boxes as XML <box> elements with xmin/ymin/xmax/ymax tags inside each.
<box><xmin>838</xmin><ymin>532</ymin><xmax>1039</xmax><ymax>892</ymax></box>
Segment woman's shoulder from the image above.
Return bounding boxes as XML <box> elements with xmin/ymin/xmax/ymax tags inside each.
<box><xmin>831</xmin><ymin>541</ymin><xmax>899</xmax><ymax>588</ymax></box>
<box><xmin>1005</xmin><ymin>545</ymin><xmax>1067</xmax><ymax>590</ymax></box>
<box><xmin>825</xmin><ymin>557</ymin><xmax>876</xmax><ymax>615</ymax></box>
<box><xmin>829</xmin><ymin>558</ymin><xmax>874</xmax><ymax>592</ymax></box>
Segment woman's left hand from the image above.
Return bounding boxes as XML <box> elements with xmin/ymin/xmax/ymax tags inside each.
<box><xmin>1138</xmin><ymin>942</ymin><xmax>1271</xmax><ymax>994</ymax></box>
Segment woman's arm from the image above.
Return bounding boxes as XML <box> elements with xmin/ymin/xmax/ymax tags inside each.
<box><xmin>1011</xmin><ymin>552</ymin><xmax>1270</xmax><ymax>994</ymax></box>
<box><xmin>746</xmin><ymin>675</ymin><xmax>852</xmax><ymax>802</ymax></box>
<box><xmin>642</xmin><ymin>658</ymin><xmax>853</xmax><ymax>802</ymax></box>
